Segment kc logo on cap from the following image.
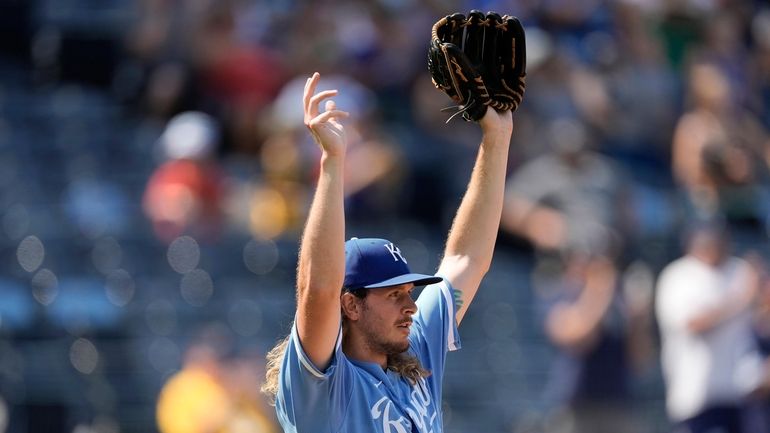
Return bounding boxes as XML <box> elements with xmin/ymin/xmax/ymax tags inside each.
<box><xmin>383</xmin><ymin>242</ymin><xmax>407</xmax><ymax>263</ymax></box>
<box><xmin>343</xmin><ymin>238</ymin><xmax>442</xmax><ymax>291</ymax></box>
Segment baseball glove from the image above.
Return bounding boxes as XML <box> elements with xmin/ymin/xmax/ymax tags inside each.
<box><xmin>428</xmin><ymin>10</ymin><xmax>526</xmax><ymax>122</ymax></box>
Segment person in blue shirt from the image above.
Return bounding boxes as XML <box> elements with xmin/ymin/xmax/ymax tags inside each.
<box><xmin>261</xmin><ymin>71</ymin><xmax>517</xmax><ymax>432</ymax></box>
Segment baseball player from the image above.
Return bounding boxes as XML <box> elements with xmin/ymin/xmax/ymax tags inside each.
<box><xmin>259</xmin><ymin>70</ymin><xmax>514</xmax><ymax>433</ymax></box>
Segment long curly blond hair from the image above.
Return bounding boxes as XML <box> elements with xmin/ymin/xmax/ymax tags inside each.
<box><xmin>386</xmin><ymin>352</ymin><xmax>431</xmax><ymax>385</ymax></box>
<box><xmin>261</xmin><ymin>334</ymin><xmax>290</xmax><ymax>405</ymax></box>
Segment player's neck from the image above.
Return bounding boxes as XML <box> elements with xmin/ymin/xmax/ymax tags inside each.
<box><xmin>342</xmin><ymin>330</ymin><xmax>388</xmax><ymax>369</ymax></box>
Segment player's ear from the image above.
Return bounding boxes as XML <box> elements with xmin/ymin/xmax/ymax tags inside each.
<box><xmin>340</xmin><ymin>291</ymin><xmax>362</xmax><ymax>320</ymax></box>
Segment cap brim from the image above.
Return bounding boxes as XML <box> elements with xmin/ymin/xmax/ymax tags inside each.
<box><xmin>362</xmin><ymin>273</ymin><xmax>443</xmax><ymax>289</ymax></box>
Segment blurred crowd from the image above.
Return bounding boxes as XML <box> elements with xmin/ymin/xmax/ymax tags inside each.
<box><xmin>126</xmin><ymin>0</ymin><xmax>770</xmax><ymax>252</ymax></box>
<box><xmin>3</xmin><ymin>0</ymin><xmax>770</xmax><ymax>432</ymax></box>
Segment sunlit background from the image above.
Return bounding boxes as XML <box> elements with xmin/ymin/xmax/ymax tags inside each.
<box><xmin>1</xmin><ymin>0</ymin><xmax>770</xmax><ymax>432</ymax></box>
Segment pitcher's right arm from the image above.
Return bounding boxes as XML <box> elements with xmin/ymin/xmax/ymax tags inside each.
<box><xmin>295</xmin><ymin>72</ymin><xmax>350</xmax><ymax>371</ymax></box>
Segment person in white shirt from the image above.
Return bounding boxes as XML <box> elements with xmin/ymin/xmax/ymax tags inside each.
<box><xmin>656</xmin><ymin>222</ymin><xmax>762</xmax><ymax>433</ymax></box>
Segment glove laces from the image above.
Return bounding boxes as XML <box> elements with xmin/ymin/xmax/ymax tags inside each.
<box><xmin>440</xmin><ymin>91</ymin><xmax>477</xmax><ymax>123</ymax></box>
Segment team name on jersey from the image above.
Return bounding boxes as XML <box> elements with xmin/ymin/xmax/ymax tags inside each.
<box><xmin>370</xmin><ymin>377</ymin><xmax>437</xmax><ymax>433</ymax></box>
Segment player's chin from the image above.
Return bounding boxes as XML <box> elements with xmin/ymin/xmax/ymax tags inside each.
<box><xmin>391</xmin><ymin>344</ymin><xmax>409</xmax><ymax>355</ymax></box>
<box><xmin>395</xmin><ymin>337</ymin><xmax>410</xmax><ymax>353</ymax></box>
<box><xmin>385</xmin><ymin>337</ymin><xmax>410</xmax><ymax>355</ymax></box>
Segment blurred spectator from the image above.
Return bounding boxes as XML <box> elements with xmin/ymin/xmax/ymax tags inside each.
<box><xmin>191</xmin><ymin>0</ymin><xmax>287</xmax><ymax>155</ymax></box>
<box><xmin>521</xmin><ymin>48</ymin><xmax>587</xmax><ymax>150</ymax></box>
<box><xmin>691</xmin><ymin>11</ymin><xmax>753</xmax><ymax>107</ymax></box>
<box><xmin>127</xmin><ymin>0</ymin><xmax>287</xmax><ymax>153</ymax></box>
<box><xmin>655</xmin><ymin>222</ymin><xmax>765</xmax><ymax>433</ymax></box>
<box><xmin>156</xmin><ymin>327</ymin><xmax>279</xmax><ymax>433</ymax></box>
<box><xmin>600</xmin><ymin>1</ymin><xmax>679</xmax><ymax>169</ymax></box>
<box><xmin>671</xmin><ymin>61</ymin><xmax>770</xmax><ymax>234</ymax></box>
<box><xmin>124</xmin><ymin>0</ymin><xmax>201</xmax><ymax>118</ymax></box>
<box><xmin>537</xmin><ymin>251</ymin><xmax>654</xmax><ymax>433</ymax></box>
<box><xmin>739</xmin><ymin>251</ymin><xmax>770</xmax><ymax>433</ymax></box>
<box><xmin>500</xmin><ymin>117</ymin><xmax>634</xmax><ymax>254</ymax></box>
<box><xmin>143</xmin><ymin>111</ymin><xmax>227</xmax><ymax>244</ymax></box>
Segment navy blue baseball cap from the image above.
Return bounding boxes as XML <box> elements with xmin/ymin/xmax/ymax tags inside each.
<box><xmin>343</xmin><ymin>238</ymin><xmax>443</xmax><ymax>291</ymax></box>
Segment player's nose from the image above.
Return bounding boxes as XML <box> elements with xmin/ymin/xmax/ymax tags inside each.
<box><xmin>403</xmin><ymin>294</ymin><xmax>418</xmax><ymax>315</ymax></box>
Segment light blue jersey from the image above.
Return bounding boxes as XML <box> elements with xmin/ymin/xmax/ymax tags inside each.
<box><xmin>276</xmin><ymin>279</ymin><xmax>461</xmax><ymax>433</ymax></box>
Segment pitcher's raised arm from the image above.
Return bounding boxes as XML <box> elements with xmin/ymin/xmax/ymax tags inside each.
<box><xmin>295</xmin><ymin>72</ymin><xmax>350</xmax><ymax>371</ymax></box>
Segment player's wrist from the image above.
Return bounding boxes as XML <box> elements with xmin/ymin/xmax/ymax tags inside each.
<box><xmin>481</xmin><ymin>126</ymin><xmax>512</xmax><ymax>146</ymax></box>
<box><xmin>320</xmin><ymin>151</ymin><xmax>345</xmax><ymax>168</ymax></box>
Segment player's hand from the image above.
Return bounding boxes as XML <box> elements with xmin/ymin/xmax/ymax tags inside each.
<box><xmin>479</xmin><ymin>108</ymin><xmax>513</xmax><ymax>143</ymax></box>
<box><xmin>303</xmin><ymin>72</ymin><xmax>349</xmax><ymax>157</ymax></box>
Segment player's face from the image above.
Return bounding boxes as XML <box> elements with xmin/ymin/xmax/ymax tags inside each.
<box><xmin>358</xmin><ymin>283</ymin><xmax>418</xmax><ymax>355</ymax></box>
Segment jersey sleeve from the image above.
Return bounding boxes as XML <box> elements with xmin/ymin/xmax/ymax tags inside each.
<box><xmin>276</xmin><ymin>321</ymin><xmax>353</xmax><ymax>432</ymax></box>
<box><xmin>410</xmin><ymin>278</ymin><xmax>462</xmax><ymax>378</ymax></box>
